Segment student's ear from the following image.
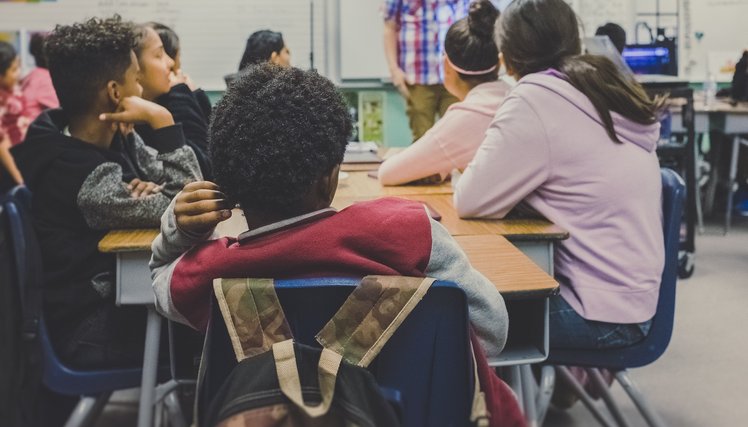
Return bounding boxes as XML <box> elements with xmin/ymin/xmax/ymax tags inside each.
<box><xmin>269</xmin><ymin>51</ymin><xmax>279</xmax><ymax>65</ymax></box>
<box><xmin>316</xmin><ymin>165</ymin><xmax>340</xmax><ymax>205</ymax></box>
<box><xmin>106</xmin><ymin>80</ymin><xmax>122</xmax><ymax>106</ymax></box>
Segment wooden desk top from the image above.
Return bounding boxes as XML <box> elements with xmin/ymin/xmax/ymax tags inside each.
<box><xmin>332</xmin><ymin>193</ymin><xmax>568</xmax><ymax>241</ymax></box>
<box><xmin>335</xmin><ymin>171</ymin><xmax>453</xmax><ymax>198</ymax></box>
<box><xmin>98</xmin><ymin>226</ymin><xmax>557</xmax><ymax>296</ymax></box>
<box><xmin>99</xmin><ymin>229</ymin><xmax>159</xmax><ymax>253</ymax></box>
<box><xmin>339</xmin><ymin>147</ymin><xmax>403</xmax><ymax>172</ymax></box>
<box><xmin>670</xmin><ymin>95</ymin><xmax>748</xmax><ymax>114</ymax></box>
<box><xmin>455</xmin><ymin>234</ymin><xmax>558</xmax><ymax>297</ymax></box>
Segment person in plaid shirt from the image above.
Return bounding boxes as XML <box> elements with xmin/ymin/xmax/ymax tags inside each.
<box><xmin>383</xmin><ymin>0</ymin><xmax>470</xmax><ymax>141</ymax></box>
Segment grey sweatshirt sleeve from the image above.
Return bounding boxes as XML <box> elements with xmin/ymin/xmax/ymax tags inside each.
<box><xmin>425</xmin><ymin>217</ymin><xmax>509</xmax><ymax>359</ymax></box>
<box><xmin>150</xmin><ymin>196</ymin><xmax>216</xmax><ymax>326</ymax></box>
<box><xmin>130</xmin><ymin>125</ymin><xmax>203</xmax><ymax>197</ymax></box>
<box><xmin>76</xmin><ymin>125</ymin><xmax>202</xmax><ymax>230</ymax></box>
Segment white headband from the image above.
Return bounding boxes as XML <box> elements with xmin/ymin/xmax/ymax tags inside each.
<box><xmin>445</xmin><ymin>54</ymin><xmax>498</xmax><ymax>75</ymax></box>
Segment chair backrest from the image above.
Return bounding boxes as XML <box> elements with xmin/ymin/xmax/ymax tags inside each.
<box><xmin>547</xmin><ymin>168</ymin><xmax>685</xmax><ymax>368</ymax></box>
<box><xmin>4</xmin><ymin>186</ymin><xmax>42</xmax><ymax>340</ymax></box>
<box><xmin>198</xmin><ymin>277</ymin><xmax>473</xmax><ymax>427</ymax></box>
<box><xmin>2</xmin><ymin>186</ymin><xmax>144</xmax><ymax>395</ymax></box>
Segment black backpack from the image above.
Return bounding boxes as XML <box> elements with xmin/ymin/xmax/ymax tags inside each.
<box><xmin>199</xmin><ymin>276</ymin><xmax>490</xmax><ymax>427</ymax></box>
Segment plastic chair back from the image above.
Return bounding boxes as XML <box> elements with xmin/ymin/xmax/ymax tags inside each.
<box><xmin>547</xmin><ymin>168</ymin><xmax>685</xmax><ymax>368</ymax></box>
<box><xmin>3</xmin><ymin>186</ymin><xmax>144</xmax><ymax>396</ymax></box>
<box><xmin>199</xmin><ymin>277</ymin><xmax>473</xmax><ymax>427</ymax></box>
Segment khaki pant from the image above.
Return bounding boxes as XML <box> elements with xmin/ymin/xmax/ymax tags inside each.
<box><xmin>405</xmin><ymin>84</ymin><xmax>459</xmax><ymax>142</ymax></box>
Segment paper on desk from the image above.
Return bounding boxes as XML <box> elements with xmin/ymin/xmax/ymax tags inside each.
<box><xmin>346</xmin><ymin>141</ymin><xmax>379</xmax><ymax>153</ymax></box>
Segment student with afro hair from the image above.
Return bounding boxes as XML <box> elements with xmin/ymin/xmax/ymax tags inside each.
<box><xmin>150</xmin><ymin>63</ymin><xmax>508</xmax><ymax>361</ymax></box>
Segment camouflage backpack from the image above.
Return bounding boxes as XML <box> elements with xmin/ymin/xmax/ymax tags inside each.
<box><xmin>199</xmin><ymin>276</ymin><xmax>490</xmax><ymax>427</ymax></box>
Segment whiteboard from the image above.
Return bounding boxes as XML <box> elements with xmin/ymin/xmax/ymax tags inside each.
<box><xmin>339</xmin><ymin>0</ymin><xmax>389</xmax><ymax>81</ymax></box>
<box><xmin>0</xmin><ymin>0</ymin><xmax>327</xmax><ymax>90</ymax></box>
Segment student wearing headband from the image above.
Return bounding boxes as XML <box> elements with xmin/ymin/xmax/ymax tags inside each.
<box><xmin>379</xmin><ymin>0</ymin><xmax>510</xmax><ymax>186</ymax></box>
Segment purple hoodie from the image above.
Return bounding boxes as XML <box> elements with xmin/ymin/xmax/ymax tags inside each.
<box><xmin>454</xmin><ymin>70</ymin><xmax>664</xmax><ymax>324</ymax></box>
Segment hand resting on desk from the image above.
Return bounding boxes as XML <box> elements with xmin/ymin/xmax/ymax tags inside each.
<box><xmin>174</xmin><ymin>181</ymin><xmax>233</xmax><ymax>235</ymax></box>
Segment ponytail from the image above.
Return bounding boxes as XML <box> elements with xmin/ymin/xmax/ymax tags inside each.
<box><xmin>499</xmin><ymin>0</ymin><xmax>666</xmax><ymax>144</ymax></box>
<box><xmin>559</xmin><ymin>55</ymin><xmax>666</xmax><ymax>143</ymax></box>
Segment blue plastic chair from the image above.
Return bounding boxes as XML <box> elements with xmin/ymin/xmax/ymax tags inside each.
<box><xmin>3</xmin><ymin>186</ymin><xmax>146</xmax><ymax>427</ymax></box>
<box><xmin>536</xmin><ymin>168</ymin><xmax>685</xmax><ymax>427</ymax></box>
<box><xmin>197</xmin><ymin>278</ymin><xmax>474</xmax><ymax>427</ymax></box>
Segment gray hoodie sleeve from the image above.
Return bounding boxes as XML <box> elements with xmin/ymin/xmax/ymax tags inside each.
<box><xmin>425</xmin><ymin>217</ymin><xmax>509</xmax><ymax>359</ymax></box>
<box><xmin>150</xmin><ymin>196</ymin><xmax>216</xmax><ymax>327</ymax></box>
<box><xmin>76</xmin><ymin>125</ymin><xmax>202</xmax><ymax>230</ymax></box>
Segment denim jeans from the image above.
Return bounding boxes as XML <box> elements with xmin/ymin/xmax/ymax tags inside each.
<box><xmin>549</xmin><ymin>295</ymin><xmax>652</xmax><ymax>350</ymax></box>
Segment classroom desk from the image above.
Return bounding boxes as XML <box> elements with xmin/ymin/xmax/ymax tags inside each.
<box><xmin>332</xmin><ymin>185</ymin><xmax>569</xmax><ymax>275</ymax></box>
<box><xmin>671</xmin><ymin>96</ymin><xmax>748</xmax><ymax>232</ymax></box>
<box><xmin>100</xmin><ymin>210</ymin><xmax>559</xmax><ymax>426</ymax></box>
<box><xmin>99</xmin><ymin>170</ymin><xmax>566</xmax><ymax>426</ymax></box>
<box><xmin>99</xmin><ymin>226</ymin><xmax>557</xmax><ymax>426</ymax></box>
<box><xmin>335</xmin><ymin>169</ymin><xmax>453</xmax><ymax>198</ymax></box>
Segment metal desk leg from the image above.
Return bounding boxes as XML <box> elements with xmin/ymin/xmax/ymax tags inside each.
<box><xmin>520</xmin><ymin>364</ymin><xmax>539</xmax><ymax>427</ymax></box>
<box><xmin>137</xmin><ymin>307</ymin><xmax>162</xmax><ymax>427</ymax></box>
<box><xmin>725</xmin><ymin>135</ymin><xmax>741</xmax><ymax>234</ymax></box>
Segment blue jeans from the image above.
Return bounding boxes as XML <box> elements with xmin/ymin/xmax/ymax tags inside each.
<box><xmin>549</xmin><ymin>295</ymin><xmax>652</xmax><ymax>350</ymax></box>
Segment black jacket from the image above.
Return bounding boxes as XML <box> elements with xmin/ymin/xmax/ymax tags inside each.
<box><xmin>10</xmin><ymin>109</ymin><xmax>201</xmax><ymax>347</ymax></box>
<box><xmin>137</xmin><ymin>83</ymin><xmax>213</xmax><ymax>179</ymax></box>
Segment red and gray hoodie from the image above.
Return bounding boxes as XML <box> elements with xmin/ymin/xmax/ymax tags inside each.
<box><xmin>149</xmin><ymin>197</ymin><xmax>509</xmax><ymax>358</ymax></box>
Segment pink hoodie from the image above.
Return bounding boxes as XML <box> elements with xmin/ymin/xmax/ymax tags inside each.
<box><xmin>378</xmin><ymin>80</ymin><xmax>511</xmax><ymax>185</ymax></box>
<box><xmin>21</xmin><ymin>67</ymin><xmax>59</xmax><ymax>121</ymax></box>
<box><xmin>454</xmin><ymin>71</ymin><xmax>664</xmax><ymax>324</ymax></box>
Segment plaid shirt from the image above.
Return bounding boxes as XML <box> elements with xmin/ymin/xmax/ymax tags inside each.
<box><xmin>383</xmin><ymin>0</ymin><xmax>470</xmax><ymax>85</ymax></box>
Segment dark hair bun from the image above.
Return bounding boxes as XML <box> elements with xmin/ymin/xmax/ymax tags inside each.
<box><xmin>468</xmin><ymin>0</ymin><xmax>499</xmax><ymax>39</ymax></box>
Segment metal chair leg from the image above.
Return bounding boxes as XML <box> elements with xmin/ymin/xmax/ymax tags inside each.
<box><xmin>725</xmin><ymin>136</ymin><xmax>741</xmax><ymax>234</ymax></box>
<box><xmin>615</xmin><ymin>371</ymin><xmax>668</xmax><ymax>427</ymax></box>
<box><xmin>163</xmin><ymin>389</ymin><xmax>188</xmax><ymax>427</ymax></box>
<box><xmin>588</xmin><ymin>368</ymin><xmax>631</xmax><ymax>427</ymax></box>
<box><xmin>535</xmin><ymin>365</ymin><xmax>555</xmax><ymax>425</ymax></box>
<box><xmin>63</xmin><ymin>392</ymin><xmax>112</xmax><ymax>427</ymax></box>
<box><xmin>555</xmin><ymin>366</ymin><xmax>615</xmax><ymax>427</ymax></box>
<box><xmin>520</xmin><ymin>365</ymin><xmax>538</xmax><ymax>427</ymax></box>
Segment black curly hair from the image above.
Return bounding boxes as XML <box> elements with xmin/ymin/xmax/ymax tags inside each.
<box><xmin>45</xmin><ymin>16</ymin><xmax>135</xmax><ymax>115</ymax></box>
<box><xmin>210</xmin><ymin>64</ymin><xmax>351</xmax><ymax>216</ymax></box>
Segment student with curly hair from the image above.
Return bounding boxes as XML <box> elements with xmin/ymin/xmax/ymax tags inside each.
<box><xmin>9</xmin><ymin>16</ymin><xmax>201</xmax><ymax>368</ymax></box>
<box><xmin>149</xmin><ymin>64</ymin><xmax>508</xmax><ymax>361</ymax></box>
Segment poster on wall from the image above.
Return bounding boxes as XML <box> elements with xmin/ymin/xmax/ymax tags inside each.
<box><xmin>0</xmin><ymin>30</ymin><xmax>21</xmax><ymax>51</ymax></box>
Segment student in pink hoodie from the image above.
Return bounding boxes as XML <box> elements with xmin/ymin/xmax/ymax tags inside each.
<box><xmin>378</xmin><ymin>0</ymin><xmax>511</xmax><ymax>186</ymax></box>
<box><xmin>454</xmin><ymin>0</ymin><xmax>666</xmax><ymax>350</ymax></box>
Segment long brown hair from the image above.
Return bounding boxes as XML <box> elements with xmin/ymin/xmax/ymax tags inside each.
<box><xmin>497</xmin><ymin>0</ymin><xmax>666</xmax><ymax>143</ymax></box>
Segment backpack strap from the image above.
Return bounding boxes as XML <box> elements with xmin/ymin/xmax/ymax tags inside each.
<box><xmin>469</xmin><ymin>342</ymin><xmax>490</xmax><ymax>427</ymax></box>
<box><xmin>212</xmin><ymin>278</ymin><xmax>293</xmax><ymax>361</ymax></box>
<box><xmin>272</xmin><ymin>339</ymin><xmax>342</xmax><ymax>418</ymax></box>
<box><xmin>316</xmin><ymin>275</ymin><xmax>435</xmax><ymax>367</ymax></box>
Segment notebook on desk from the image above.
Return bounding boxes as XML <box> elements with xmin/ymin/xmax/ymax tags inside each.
<box><xmin>343</xmin><ymin>151</ymin><xmax>384</xmax><ymax>164</ymax></box>
<box><xmin>343</xmin><ymin>141</ymin><xmax>383</xmax><ymax>164</ymax></box>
